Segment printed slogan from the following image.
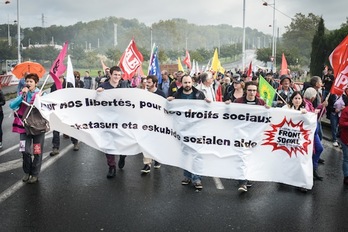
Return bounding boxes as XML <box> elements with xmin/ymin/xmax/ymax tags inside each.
<box><xmin>36</xmin><ymin>88</ymin><xmax>317</xmax><ymax>189</ymax></box>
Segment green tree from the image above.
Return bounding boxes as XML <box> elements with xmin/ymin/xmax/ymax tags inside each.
<box><xmin>105</xmin><ymin>48</ymin><xmax>122</xmax><ymax>64</ymax></box>
<box><xmin>71</xmin><ymin>46</ymin><xmax>86</xmax><ymax>66</ymax></box>
<box><xmin>310</xmin><ymin>17</ymin><xmax>326</xmax><ymax>76</ymax></box>
<box><xmin>282</xmin><ymin>13</ymin><xmax>321</xmax><ymax>66</ymax></box>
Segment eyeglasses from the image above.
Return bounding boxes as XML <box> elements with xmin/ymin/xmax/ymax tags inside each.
<box><xmin>247</xmin><ymin>89</ymin><xmax>257</xmax><ymax>92</ymax></box>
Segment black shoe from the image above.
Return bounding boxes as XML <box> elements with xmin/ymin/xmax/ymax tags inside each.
<box><xmin>313</xmin><ymin>169</ymin><xmax>323</xmax><ymax>181</ymax></box>
<box><xmin>297</xmin><ymin>187</ymin><xmax>308</xmax><ymax>193</ymax></box>
<box><xmin>107</xmin><ymin>166</ymin><xmax>116</xmax><ymax>178</ymax></box>
<box><xmin>318</xmin><ymin>158</ymin><xmax>325</xmax><ymax>164</ymax></box>
<box><xmin>141</xmin><ymin>164</ymin><xmax>151</xmax><ymax>174</ymax></box>
<box><xmin>118</xmin><ymin>155</ymin><xmax>126</xmax><ymax>169</ymax></box>
<box><xmin>154</xmin><ymin>161</ymin><xmax>161</xmax><ymax>169</ymax></box>
<box><xmin>246</xmin><ymin>181</ymin><xmax>252</xmax><ymax>188</ymax></box>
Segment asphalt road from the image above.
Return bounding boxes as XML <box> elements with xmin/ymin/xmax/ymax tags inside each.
<box><xmin>0</xmin><ymin>97</ymin><xmax>347</xmax><ymax>232</ymax></box>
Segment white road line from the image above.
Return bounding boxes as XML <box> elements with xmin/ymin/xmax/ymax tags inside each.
<box><xmin>0</xmin><ymin>144</ymin><xmax>73</xmax><ymax>204</ymax></box>
<box><xmin>213</xmin><ymin>177</ymin><xmax>225</xmax><ymax>189</ymax></box>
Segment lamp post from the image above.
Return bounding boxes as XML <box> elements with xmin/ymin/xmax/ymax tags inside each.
<box><xmin>263</xmin><ymin>0</ymin><xmax>276</xmax><ymax>72</ymax></box>
<box><xmin>17</xmin><ymin>0</ymin><xmax>20</xmax><ymax>62</ymax></box>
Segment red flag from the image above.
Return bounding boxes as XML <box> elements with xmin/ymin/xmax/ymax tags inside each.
<box><xmin>246</xmin><ymin>61</ymin><xmax>252</xmax><ymax>81</ymax></box>
<box><xmin>280</xmin><ymin>53</ymin><xmax>288</xmax><ymax>75</ymax></box>
<box><xmin>329</xmin><ymin>36</ymin><xmax>348</xmax><ymax>95</ymax></box>
<box><xmin>183</xmin><ymin>50</ymin><xmax>191</xmax><ymax>69</ymax></box>
<box><xmin>50</xmin><ymin>41</ymin><xmax>68</xmax><ymax>90</ymax></box>
<box><xmin>119</xmin><ymin>39</ymin><xmax>143</xmax><ymax>80</ymax></box>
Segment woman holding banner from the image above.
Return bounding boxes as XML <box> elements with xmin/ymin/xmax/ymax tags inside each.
<box><xmin>303</xmin><ymin>87</ymin><xmax>325</xmax><ymax>182</ymax></box>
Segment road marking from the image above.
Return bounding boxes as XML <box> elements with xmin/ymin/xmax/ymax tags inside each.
<box><xmin>0</xmin><ymin>144</ymin><xmax>73</xmax><ymax>204</ymax></box>
<box><xmin>213</xmin><ymin>177</ymin><xmax>225</xmax><ymax>189</ymax></box>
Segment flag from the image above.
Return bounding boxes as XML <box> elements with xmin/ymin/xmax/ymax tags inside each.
<box><xmin>211</xmin><ymin>49</ymin><xmax>225</xmax><ymax>74</ymax></box>
<box><xmin>189</xmin><ymin>59</ymin><xmax>196</xmax><ymax>76</ymax></box>
<box><xmin>247</xmin><ymin>61</ymin><xmax>253</xmax><ymax>81</ymax></box>
<box><xmin>101</xmin><ymin>59</ymin><xmax>109</xmax><ymax>74</ymax></box>
<box><xmin>66</xmin><ymin>55</ymin><xmax>75</xmax><ymax>88</ymax></box>
<box><xmin>329</xmin><ymin>36</ymin><xmax>348</xmax><ymax>95</ymax></box>
<box><xmin>183</xmin><ymin>50</ymin><xmax>191</xmax><ymax>69</ymax></box>
<box><xmin>119</xmin><ymin>39</ymin><xmax>144</xmax><ymax>80</ymax></box>
<box><xmin>258</xmin><ymin>75</ymin><xmax>276</xmax><ymax>107</ymax></box>
<box><xmin>50</xmin><ymin>41</ymin><xmax>68</xmax><ymax>90</ymax></box>
<box><xmin>280</xmin><ymin>53</ymin><xmax>288</xmax><ymax>75</ymax></box>
<box><xmin>148</xmin><ymin>45</ymin><xmax>162</xmax><ymax>83</ymax></box>
<box><xmin>178</xmin><ymin>57</ymin><xmax>184</xmax><ymax>72</ymax></box>
<box><xmin>196</xmin><ymin>60</ymin><xmax>200</xmax><ymax>73</ymax></box>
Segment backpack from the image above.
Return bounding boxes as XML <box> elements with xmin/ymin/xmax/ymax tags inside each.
<box><xmin>22</xmin><ymin>105</ymin><xmax>50</xmax><ymax>135</ymax></box>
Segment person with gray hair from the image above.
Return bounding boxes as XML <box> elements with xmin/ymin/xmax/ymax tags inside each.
<box><xmin>196</xmin><ymin>71</ymin><xmax>216</xmax><ymax>102</ymax></box>
<box><xmin>303</xmin><ymin>87</ymin><xmax>325</xmax><ymax>181</ymax></box>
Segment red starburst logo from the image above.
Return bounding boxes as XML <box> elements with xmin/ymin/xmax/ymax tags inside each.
<box><xmin>262</xmin><ymin>117</ymin><xmax>312</xmax><ymax>157</ymax></box>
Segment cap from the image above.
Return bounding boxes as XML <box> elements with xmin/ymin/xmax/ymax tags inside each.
<box><xmin>280</xmin><ymin>75</ymin><xmax>292</xmax><ymax>84</ymax></box>
<box><xmin>232</xmin><ymin>73</ymin><xmax>241</xmax><ymax>79</ymax></box>
<box><xmin>234</xmin><ymin>77</ymin><xmax>243</xmax><ymax>83</ymax></box>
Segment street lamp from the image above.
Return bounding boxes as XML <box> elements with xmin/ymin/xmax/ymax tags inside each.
<box><xmin>263</xmin><ymin>1</ymin><xmax>276</xmax><ymax>72</ymax></box>
<box><xmin>5</xmin><ymin>0</ymin><xmax>21</xmax><ymax>63</ymax></box>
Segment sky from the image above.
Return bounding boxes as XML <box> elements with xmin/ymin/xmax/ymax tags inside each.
<box><xmin>0</xmin><ymin>0</ymin><xmax>346</xmax><ymax>36</ymax></box>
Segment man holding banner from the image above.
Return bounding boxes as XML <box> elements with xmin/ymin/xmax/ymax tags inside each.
<box><xmin>168</xmin><ymin>74</ymin><xmax>207</xmax><ymax>190</ymax></box>
<box><xmin>234</xmin><ymin>81</ymin><xmax>268</xmax><ymax>192</ymax></box>
<box><xmin>96</xmin><ymin>66</ymin><xmax>128</xmax><ymax>178</ymax></box>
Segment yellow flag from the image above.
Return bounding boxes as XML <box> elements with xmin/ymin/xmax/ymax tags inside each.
<box><xmin>178</xmin><ymin>57</ymin><xmax>184</xmax><ymax>71</ymax></box>
<box><xmin>211</xmin><ymin>49</ymin><xmax>225</xmax><ymax>74</ymax></box>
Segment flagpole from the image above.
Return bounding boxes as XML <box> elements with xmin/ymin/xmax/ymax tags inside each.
<box><xmin>39</xmin><ymin>74</ymin><xmax>51</xmax><ymax>93</ymax></box>
<box><xmin>242</xmin><ymin>0</ymin><xmax>246</xmax><ymax>71</ymax></box>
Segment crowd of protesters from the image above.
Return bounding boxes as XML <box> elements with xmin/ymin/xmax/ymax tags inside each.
<box><xmin>2</xmin><ymin>64</ymin><xmax>347</xmax><ymax>193</ymax></box>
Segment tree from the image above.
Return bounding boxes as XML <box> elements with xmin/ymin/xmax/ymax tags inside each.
<box><xmin>310</xmin><ymin>17</ymin><xmax>326</xmax><ymax>76</ymax></box>
<box><xmin>105</xmin><ymin>48</ymin><xmax>122</xmax><ymax>64</ymax></box>
<box><xmin>71</xmin><ymin>46</ymin><xmax>86</xmax><ymax>66</ymax></box>
<box><xmin>282</xmin><ymin>13</ymin><xmax>321</xmax><ymax>66</ymax></box>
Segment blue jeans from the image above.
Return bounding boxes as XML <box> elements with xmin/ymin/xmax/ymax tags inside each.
<box><xmin>340</xmin><ymin>139</ymin><xmax>348</xmax><ymax>177</ymax></box>
<box><xmin>183</xmin><ymin>170</ymin><xmax>201</xmax><ymax>184</ymax></box>
<box><xmin>330</xmin><ymin>113</ymin><xmax>339</xmax><ymax>142</ymax></box>
<box><xmin>313</xmin><ymin>126</ymin><xmax>324</xmax><ymax>170</ymax></box>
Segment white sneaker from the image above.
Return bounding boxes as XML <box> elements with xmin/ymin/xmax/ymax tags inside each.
<box><xmin>333</xmin><ymin>141</ymin><xmax>339</xmax><ymax>147</ymax></box>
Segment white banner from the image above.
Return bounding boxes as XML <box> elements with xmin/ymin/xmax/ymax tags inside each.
<box><xmin>35</xmin><ymin>88</ymin><xmax>317</xmax><ymax>189</ymax></box>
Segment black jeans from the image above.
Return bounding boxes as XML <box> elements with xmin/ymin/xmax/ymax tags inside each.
<box><xmin>52</xmin><ymin>130</ymin><xmax>78</xmax><ymax>149</ymax></box>
<box><xmin>0</xmin><ymin>110</ymin><xmax>3</xmax><ymax>142</ymax></box>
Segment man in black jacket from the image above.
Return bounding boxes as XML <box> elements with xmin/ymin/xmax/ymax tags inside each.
<box><xmin>168</xmin><ymin>74</ymin><xmax>207</xmax><ymax>190</ymax></box>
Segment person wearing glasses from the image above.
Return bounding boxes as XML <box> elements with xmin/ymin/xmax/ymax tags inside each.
<box><xmin>233</xmin><ymin>81</ymin><xmax>267</xmax><ymax>193</ymax></box>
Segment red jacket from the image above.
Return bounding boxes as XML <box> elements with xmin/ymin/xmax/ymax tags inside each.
<box><xmin>339</xmin><ymin>107</ymin><xmax>348</xmax><ymax>145</ymax></box>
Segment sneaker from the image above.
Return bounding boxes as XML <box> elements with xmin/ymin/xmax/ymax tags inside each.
<box><xmin>141</xmin><ymin>164</ymin><xmax>151</xmax><ymax>174</ymax></box>
<box><xmin>73</xmin><ymin>143</ymin><xmax>79</xmax><ymax>151</ymax></box>
<box><xmin>50</xmin><ymin>148</ymin><xmax>60</xmax><ymax>156</ymax></box>
<box><xmin>22</xmin><ymin>174</ymin><xmax>30</xmax><ymax>182</ymax></box>
<box><xmin>246</xmin><ymin>181</ymin><xmax>253</xmax><ymax>188</ymax></box>
<box><xmin>0</xmin><ymin>142</ymin><xmax>2</xmax><ymax>149</ymax></box>
<box><xmin>27</xmin><ymin>176</ymin><xmax>38</xmax><ymax>184</ymax></box>
<box><xmin>107</xmin><ymin>166</ymin><xmax>116</xmax><ymax>178</ymax></box>
<box><xmin>154</xmin><ymin>161</ymin><xmax>161</xmax><ymax>169</ymax></box>
<box><xmin>181</xmin><ymin>178</ymin><xmax>191</xmax><ymax>185</ymax></box>
<box><xmin>318</xmin><ymin>158</ymin><xmax>325</xmax><ymax>164</ymax></box>
<box><xmin>333</xmin><ymin>141</ymin><xmax>339</xmax><ymax>147</ymax></box>
<box><xmin>118</xmin><ymin>155</ymin><xmax>126</xmax><ymax>169</ymax></box>
<box><xmin>194</xmin><ymin>181</ymin><xmax>203</xmax><ymax>189</ymax></box>
<box><xmin>238</xmin><ymin>184</ymin><xmax>248</xmax><ymax>192</ymax></box>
